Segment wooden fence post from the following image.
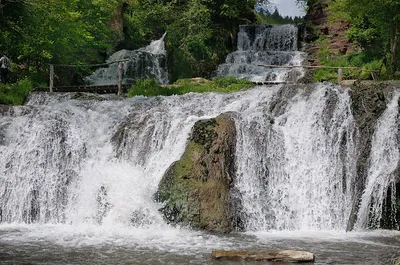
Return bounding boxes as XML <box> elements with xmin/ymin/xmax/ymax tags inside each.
<box><xmin>49</xmin><ymin>64</ymin><xmax>54</xmax><ymax>92</ymax></box>
<box><xmin>117</xmin><ymin>62</ymin><xmax>123</xmax><ymax>95</ymax></box>
<box><xmin>291</xmin><ymin>67</ymin><xmax>297</xmax><ymax>83</ymax></box>
<box><xmin>338</xmin><ymin>68</ymin><xmax>343</xmax><ymax>85</ymax></box>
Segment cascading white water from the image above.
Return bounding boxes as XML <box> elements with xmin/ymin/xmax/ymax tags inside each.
<box><xmin>85</xmin><ymin>33</ymin><xmax>168</xmax><ymax>86</ymax></box>
<box><xmin>0</xmin><ymin>84</ymin><xmax>370</xmax><ymax>232</ymax></box>
<box><xmin>234</xmin><ymin>84</ymin><xmax>359</xmax><ymax>231</ymax></box>
<box><xmin>214</xmin><ymin>24</ymin><xmax>306</xmax><ymax>83</ymax></box>
<box><xmin>355</xmin><ymin>92</ymin><xmax>400</xmax><ymax>230</ymax></box>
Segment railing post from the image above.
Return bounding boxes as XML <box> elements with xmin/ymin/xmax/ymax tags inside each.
<box><xmin>291</xmin><ymin>67</ymin><xmax>297</xmax><ymax>83</ymax></box>
<box><xmin>49</xmin><ymin>64</ymin><xmax>54</xmax><ymax>92</ymax></box>
<box><xmin>117</xmin><ymin>62</ymin><xmax>123</xmax><ymax>95</ymax></box>
<box><xmin>338</xmin><ymin>68</ymin><xmax>343</xmax><ymax>85</ymax></box>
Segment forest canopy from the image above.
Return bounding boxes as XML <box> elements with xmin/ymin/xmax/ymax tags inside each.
<box><xmin>0</xmin><ymin>0</ymin><xmax>263</xmax><ymax>86</ymax></box>
<box><xmin>1</xmin><ymin>0</ymin><xmax>398</xmax><ymax>89</ymax></box>
<box><xmin>329</xmin><ymin>0</ymin><xmax>400</xmax><ymax>77</ymax></box>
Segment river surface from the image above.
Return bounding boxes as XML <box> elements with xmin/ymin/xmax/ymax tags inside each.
<box><xmin>0</xmin><ymin>224</ymin><xmax>399</xmax><ymax>264</ymax></box>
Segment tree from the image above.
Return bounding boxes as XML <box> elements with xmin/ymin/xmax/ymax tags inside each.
<box><xmin>2</xmin><ymin>0</ymin><xmax>124</xmax><ymax>85</ymax></box>
<box><xmin>123</xmin><ymin>0</ymin><xmax>258</xmax><ymax>81</ymax></box>
<box><xmin>330</xmin><ymin>0</ymin><xmax>400</xmax><ymax>77</ymax></box>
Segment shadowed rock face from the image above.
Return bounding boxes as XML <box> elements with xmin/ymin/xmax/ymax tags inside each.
<box><xmin>156</xmin><ymin>113</ymin><xmax>240</xmax><ymax>233</ymax></box>
<box><xmin>347</xmin><ymin>82</ymin><xmax>396</xmax><ymax>230</ymax></box>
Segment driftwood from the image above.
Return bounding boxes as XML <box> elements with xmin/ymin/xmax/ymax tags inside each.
<box><xmin>211</xmin><ymin>250</ymin><xmax>315</xmax><ymax>263</ymax></box>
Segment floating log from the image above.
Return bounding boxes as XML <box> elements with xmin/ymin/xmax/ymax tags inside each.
<box><xmin>211</xmin><ymin>250</ymin><xmax>315</xmax><ymax>263</ymax></box>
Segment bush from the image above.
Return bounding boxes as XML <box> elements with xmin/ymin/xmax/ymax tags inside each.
<box><xmin>127</xmin><ymin>78</ymin><xmax>164</xmax><ymax>97</ymax></box>
<box><xmin>0</xmin><ymin>78</ymin><xmax>33</xmax><ymax>105</ymax></box>
<box><xmin>127</xmin><ymin>76</ymin><xmax>254</xmax><ymax>97</ymax></box>
<box><xmin>312</xmin><ymin>37</ymin><xmax>385</xmax><ymax>82</ymax></box>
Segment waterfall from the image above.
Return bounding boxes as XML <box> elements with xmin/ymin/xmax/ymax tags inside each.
<box><xmin>214</xmin><ymin>24</ymin><xmax>306</xmax><ymax>83</ymax></box>
<box><xmin>355</xmin><ymin>92</ymin><xmax>400</xmax><ymax>230</ymax></box>
<box><xmin>85</xmin><ymin>33</ymin><xmax>168</xmax><ymax>86</ymax></box>
<box><xmin>233</xmin><ymin>84</ymin><xmax>358</xmax><ymax>231</ymax></box>
<box><xmin>0</xmin><ymin>84</ymin><xmax>398</xmax><ymax>231</ymax></box>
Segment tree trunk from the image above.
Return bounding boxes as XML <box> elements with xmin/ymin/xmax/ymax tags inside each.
<box><xmin>390</xmin><ymin>23</ymin><xmax>399</xmax><ymax>77</ymax></box>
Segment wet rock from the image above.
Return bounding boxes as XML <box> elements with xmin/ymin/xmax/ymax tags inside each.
<box><xmin>211</xmin><ymin>250</ymin><xmax>315</xmax><ymax>262</ymax></box>
<box><xmin>0</xmin><ymin>105</ymin><xmax>11</xmax><ymax>115</ymax></box>
<box><xmin>347</xmin><ymin>82</ymin><xmax>395</xmax><ymax>230</ymax></box>
<box><xmin>156</xmin><ymin>113</ymin><xmax>239</xmax><ymax>233</ymax></box>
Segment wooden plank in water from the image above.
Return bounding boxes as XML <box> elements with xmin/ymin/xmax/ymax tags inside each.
<box><xmin>211</xmin><ymin>249</ymin><xmax>315</xmax><ymax>262</ymax></box>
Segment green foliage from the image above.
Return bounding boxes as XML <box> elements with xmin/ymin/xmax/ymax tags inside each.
<box><xmin>127</xmin><ymin>77</ymin><xmax>254</xmax><ymax>97</ymax></box>
<box><xmin>0</xmin><ymin>78</ymin><xmax>33</xmax><ymax>105</ymax></box>
<box><xmin>125</xmin><ymin>0</ymin><xmax>258</xmax><ymax>82</ymax></box>
<box><xmin>312</xmin><ymin>37</ymin><xmax>386</xmax><ymax>82</ymax></box>
<box><xmin>211</xmin><ymin>76</ymin><xmax>254</xmax><ymax>90</ymax></box>
<box><xmin>127</xmin><ymin>78</ymin><xmax>163</xmax><ymax>97</ymax></box>
<box><xmin>1</xmin><ymin>0</ymin><xmax>260</xmax><ymax>94</ymax></box>
<box><xmin>256</xmin><ymin>7</ymin><xmax>303</xmax><ymax>25</ymax></box>
<box><xmin>1</xmin><ymin>0</ymin><xmax>124</xmax><ymax>88</ymax></box>
<box><xmin>329</xmin><ymin>0</ymin><xmax>400</xmax><ymax>77</ymax></box>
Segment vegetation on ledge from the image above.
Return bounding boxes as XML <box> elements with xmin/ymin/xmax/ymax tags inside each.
<box><xmin>305</xmin><ymin>0</ymin><xmax>400</xmax><ymax>82</ymax></box>
<box><xmin>127</xmin><ymin>77</ymin><xmax>254</xmax><ymax>97</ymax></box>
<box><xmin>0</xmin><ymin>79</ymin><xmax>33</xmax><ymax>105</ymax></box>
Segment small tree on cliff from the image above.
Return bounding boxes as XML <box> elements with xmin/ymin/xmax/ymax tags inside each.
<box><xmin>330</xmin><ymin>0</ymin><xmax>400</xmax><ymax>77</ymax></box>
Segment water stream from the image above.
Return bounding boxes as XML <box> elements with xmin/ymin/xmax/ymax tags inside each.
<box><xmin>85</xmin><ymin>33</ymin><xmax>168</xmax><ymax>86</ymax></box>
<box><xmin>214</xmin><ymin>24</ymin><xmax>306</xmax><ymax>82</ymax></box>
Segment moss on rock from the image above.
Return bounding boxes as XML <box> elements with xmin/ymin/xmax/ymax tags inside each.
<box><xmin>156</xmin><ymin>113</ymin><xmax>238</xmax><ymax>233</ymax></box>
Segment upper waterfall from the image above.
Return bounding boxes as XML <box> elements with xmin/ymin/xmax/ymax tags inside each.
<box><xmin>214</xmin><ymin>24</ymin><xmax>306</xmax><ymax>83</ymax></box>
<box><xmin>85</xmin><ymin>33</ymin><xmax>168</xmax><ymax>86</ymax></box>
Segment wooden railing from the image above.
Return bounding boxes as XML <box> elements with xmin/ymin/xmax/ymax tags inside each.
<box><xmin>48</xmin><ymin>59</ymin><xmax>129</xmax><ymax>95</ymax></box>
<box><xmin>43</xmin><ymin>62</ymin><xmax>377</xmax><ymax>94</ymax></box>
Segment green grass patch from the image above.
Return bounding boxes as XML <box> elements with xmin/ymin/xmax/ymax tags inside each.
<box><xmin>127</xmin><ymin>76</ymin><xmax>254</xmax><ymax>97</ymax></box>
<box><xmin>0</xmin><ymin>78</ymin><xmax>33</xmax><ymax>105</ymax></box>
<box><xmin>312</xmin><ymin>37</ymin><xmax>384</xmax><ymax>83</ymax></box>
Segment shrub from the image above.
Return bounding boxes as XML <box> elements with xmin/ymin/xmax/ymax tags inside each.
<box><xmin>0</xmin><ymin>78</ymin><xmax>33</xmax><ymax>105</ymax></box>
<box><xmin>127</xmin><ymin>78</ymin><xmax>164</xmax><ymax>97</ymax></box>
<box><xmin>127</xmin><ymin>76</ymin><xmax>254</xmax><ymax>97</ymax></box>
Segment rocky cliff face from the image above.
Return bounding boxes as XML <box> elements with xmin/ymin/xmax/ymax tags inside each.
<box><xmin>303</xmin><ymin>0</ymin><xmax>360</xmax><ymax>67</ymax></box>
<box><xmin>156</xmin><ymin>113</ymin><xmax>240</xmax><ymax>233</ymax></box>
<box><xmin>347</xmin><ymin>82</ymin><xmax>389</xmax><ymax>230</ymax></box>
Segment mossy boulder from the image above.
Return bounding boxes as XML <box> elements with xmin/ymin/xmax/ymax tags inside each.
<box><xmin>156</xmin><ymin>113</ymin><xmax>238</xmax><ymax>233</ymax></box>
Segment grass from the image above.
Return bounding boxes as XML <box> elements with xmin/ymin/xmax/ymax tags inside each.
<box><xmin>312</xmin><ymin>37</ymin><xmax>386</xmax><ymax>83</ymax></box>
<box><xmin>0</xmin><ymin>78</ymin><xmax>33</xmax><ymax>105</ymax></box>
<box><xmin>127</xmin><ymin>76</ymin><xmax>254</xmax><ymax>97</ymax></box>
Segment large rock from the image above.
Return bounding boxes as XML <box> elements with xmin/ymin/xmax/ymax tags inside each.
<box><xmin>347</xmin><ymin>82</ymin><xmax>399</xmax><ymax>230</ymax></box>
<box><xmin>211</xmin><ymin>250</ymin><xmax>315</xmax><ymax>262</ymax></box>
<box><xmin>156</xmin><ymin>113</ymin><xmax>239</xmax><ymax>233</ymax></box>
